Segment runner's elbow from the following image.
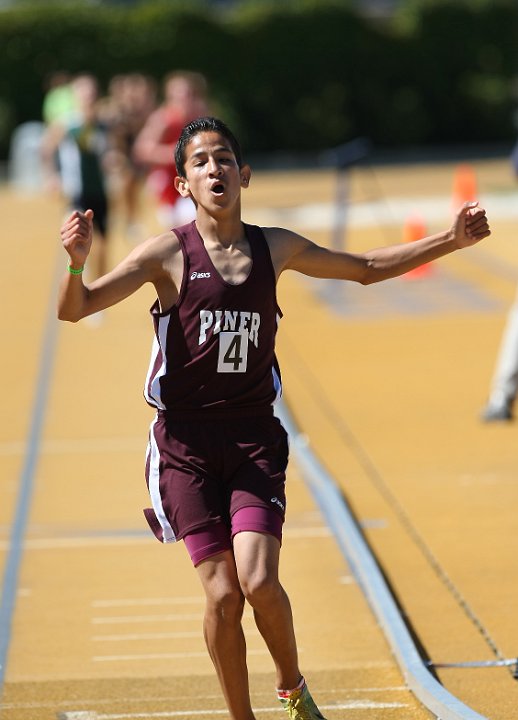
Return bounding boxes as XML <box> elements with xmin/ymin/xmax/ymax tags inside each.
<box><xmin>356</xmin><ymin>259</ymin><xmax>378</xmax><ymax>285</ymax></box>
<box><xmin>57</xmin><ymin>306</ymin><xmax>83</xmax><ymax>322</ymax></box>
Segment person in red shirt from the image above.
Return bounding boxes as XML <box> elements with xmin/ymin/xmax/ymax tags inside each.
<box><xmin>133</xmin><ymin>71</ymin><xmax>209</xmax><ymax>229</ymax></box>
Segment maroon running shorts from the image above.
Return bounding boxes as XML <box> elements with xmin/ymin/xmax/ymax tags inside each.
<box><xmin>143</xmin><ymin>411</ymin><xmax>289</xmax><ymax>550</ymax></box>
<box><xmin>184</xmin><ymin>506</ymin><xmax>284</xmax><ymax>566</ymax></box>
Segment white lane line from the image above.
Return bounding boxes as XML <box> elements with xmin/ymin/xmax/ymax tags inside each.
<box><xmin>91</xmin><ymin>631</ymin><xmax>202</xmax><ymax>642</ymax></box>
<box><xmin>343</xmin><ymin>686</ymin><xmax>407</xmax><ymax>693</ymax></box>
<box><xmin>92</xmin><ymin>648</ymin><xmax>271</xmax><ymax>662</ymax></box>
<box><xmin>339</xmin><ymin>575</ymin><xmax>356</xmax><ymax>585</ymax></box>
<box><xmin>59</xmin><ymin>700</ymin><xmax>409</xmax><ymax>718</ymax></box>
<box><xmin>284</xmin><ymin>526</ymin><xmax>330</xmax><ymax>538</ymax></box>
<box><xmin>0</xmin><ymin>536</ymin><xmax>152</xmax><ymax>550</ymax></box>
<box><xmin>3</xmin><ymin>682</ymin><xmax>406</xmax><ymax>710</ymax></box>
<box><xmin>92</xmin><ymin>597</ymin><xmax>204</xmax><ymax>608</ymax></box>
<box><xmin>0</xmin><ymin>525</ymin><xmax>330</xmax><ymax>552</ymax></box>
<box><xmin>0</xmin><ymin>436</ymin><xmax>144</xmax><ymax>457</ymax></box>
<box><xmin>92</xmin><ymin>629</ymin><xmax>261</xmax><ymax>642</ymax></box>
<box><xmin>91</xmin><ymin>614</ymin><xmax>204</xmax><ymax>625</ymax></box>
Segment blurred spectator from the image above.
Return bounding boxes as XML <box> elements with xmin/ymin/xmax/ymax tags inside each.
<box><xmin>8</xmin><ymin>71</ymin><xmax>76</xmax><ymax>193</ymax></box>
<box><xmin>481</xmin><ymin>289</ymin><xmax>518</xmax><ymax>422</ymax></box>
<box><xmin>481</xmin><ymin>143</ymin><xmax>518</xmax><ymax>422</ymax></box>
<box><xmin>100</xmin><ymin>73</ymin><xmax>157</xmax><ymax>242</ymax></box>
<box><xmin>42</xmin><ymin>71</ymin><xmax>77</xmax><ymax>127</ymax></box>
<box><xmin>133</xmin><ymin>70</ymin><xmax>209</xmax><ymax>229</ymax></box>
<box><xmin>41</xmin><ymin>73</ymin><xmax>112</xmax><ymax>282</ymax></box>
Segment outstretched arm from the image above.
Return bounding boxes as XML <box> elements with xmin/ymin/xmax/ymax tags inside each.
<box><xmin>58</xmin><ymin>209</ymin><xmax>179</xmax><ymax>321</ymax></box>
<box><xmin>269</xmin><ymin>202</ymin><xmax>490</xmax><ymax>284</ymax></box>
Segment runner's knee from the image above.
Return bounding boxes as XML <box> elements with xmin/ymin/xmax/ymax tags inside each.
<box><xmin>240</xmin><ymin>569</ymin><xmax>281</xmax><ymax>609</ymax></box>
<box><xmin>205</xmin><ymin>581</ymin><xmax>245</xmax><ymax>622</ymax></box>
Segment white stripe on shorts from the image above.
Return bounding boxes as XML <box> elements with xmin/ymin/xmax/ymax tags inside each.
<box><xmin>147</xmin><ymin>415</ymin><xmax>176</xmax><ymax>543</ymax></box>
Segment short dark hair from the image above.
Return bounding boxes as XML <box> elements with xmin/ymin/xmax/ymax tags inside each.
<box><xmin>174</xmin><ymin>116</ymin><xmax>243</xmax><ymax>177</ymax></box>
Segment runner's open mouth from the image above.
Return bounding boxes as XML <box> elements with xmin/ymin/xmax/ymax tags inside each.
<box><xmin>212</xmin><ymin>183</ymin><xmax>225</xmax><ymax>194</ymax></box>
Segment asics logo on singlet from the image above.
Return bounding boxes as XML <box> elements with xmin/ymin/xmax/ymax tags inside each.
<box><xmin>271</xmin><ymin>496</ymin><xmax>285</xmax><ymax>511</ymax></box>
<box><xmin>191</xmin><ymin>271</ymin><xmax>211</xmax><ymax>280</ymax></box>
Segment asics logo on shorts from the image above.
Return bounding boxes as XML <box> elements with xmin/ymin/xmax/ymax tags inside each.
<box><xmin>271</xmin><ymin>496</ymin><xmax>285</xmax><ymax>511</ymax></box>
<box><xmin>190</xmin><ymin>271</ymin><xmax>211</xmax><ymax>280</ymax></box>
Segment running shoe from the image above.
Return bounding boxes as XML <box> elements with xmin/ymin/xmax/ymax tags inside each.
<box><xmin>278</xmin><ymin>682</ymin><xmax>327</xmax><ymax>720</ymax></box>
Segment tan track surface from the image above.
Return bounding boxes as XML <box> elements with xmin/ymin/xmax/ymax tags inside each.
<box><xmin>1</xmin><ymin>156</ymin><xmax>517</xmax><ymax>720</ymax></box>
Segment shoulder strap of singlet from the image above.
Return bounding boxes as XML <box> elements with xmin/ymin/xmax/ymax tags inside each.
<box><xmin>243</xmin><ymin>223</ymin><xmax>276</xmax><ymax>287</ymax></box>
<box><xmin>171</xmin><ymin>221</ymin><xmax>195</xmax><ymax>307</ymax></box>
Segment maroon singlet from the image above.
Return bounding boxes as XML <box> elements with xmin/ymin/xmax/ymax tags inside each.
<box><xmin>144</xmin><ymin>220</ymin><xmax>282</xmax><ymax>416</ymax></box>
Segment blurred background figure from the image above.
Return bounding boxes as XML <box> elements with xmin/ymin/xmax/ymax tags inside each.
<box><xmin>41</xmin><ymin>73</ymin><xmax>112</xmax><ymax>282</ymax></box>
<box><xmin>481</xmin><ymin>287</ymin><xmax>518</xmax><ymax>422</ymax></box>
<box><xmin>8</xmin><ymin>71</ymin><xmax>77</xmax><ymax>193</ymax></box>
<box><xmin>100</xmin><ymin>73</ymin><xmax>157</xmax><ymax>243</ymax></box>
<box><xmin>133</xmin><ymin>70</ymin><xmax>209</xmax><ymax>229</ymax></box>
<box><xmin>42</xmin><ymin>71</ymin><xmax>77</xmax><ymax>127</ymax></box>
<box><xmin>481</xmin><ymin>143</ymin><xmax>518</xmax><ymax>423</ymax></box>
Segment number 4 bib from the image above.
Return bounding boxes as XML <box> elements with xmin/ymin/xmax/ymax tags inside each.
<box><xmin>217</xmin><ymin>331</ymin><xmax>249</xmax><ymax>373</ymax></box>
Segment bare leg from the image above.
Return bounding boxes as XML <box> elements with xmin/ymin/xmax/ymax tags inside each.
<box><xmin>233</xmin><ymin>532</ymin><xmax>301</xmax><ymax>691</ymax></box>
<box><xmin>196</xmin><ymin>551</ymin><xmax>256</xmax><ymax>720</ymax></box>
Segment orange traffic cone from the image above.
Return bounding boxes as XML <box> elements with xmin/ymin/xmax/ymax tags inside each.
<box><xmin>402</xmin><ymin>213</ymin><xmax>434</xmax><ymax>280</ymax></box>
<box><xmin>452</xmin><ymin>163</ymin><xmax>477</xmax><ymax>212</ymax></box>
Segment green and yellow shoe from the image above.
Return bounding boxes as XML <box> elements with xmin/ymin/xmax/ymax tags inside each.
<box><xmin>278</xmin><ymin>682</ymin><xmax>327</xmax><ymax>720</ymax></box>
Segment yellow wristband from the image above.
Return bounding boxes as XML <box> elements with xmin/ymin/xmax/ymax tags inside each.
<box><xmin>67</xmin><ymin>263</ymin><xmax>84</xmax><ymax>275</ymax></box>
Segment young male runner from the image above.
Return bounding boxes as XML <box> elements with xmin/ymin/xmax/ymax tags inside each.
<box><xmin>58</xmin><ymin>116</ymin><xmax>491</xmax><ymax>720</ymax></box>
